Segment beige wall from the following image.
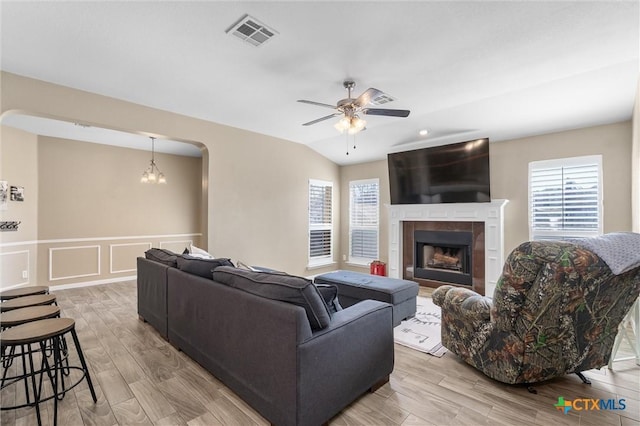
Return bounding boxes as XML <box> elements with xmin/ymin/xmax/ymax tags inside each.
<box><xmin>3</xmin><ymin>71</ymin><xmax>631</xmax><ymax>286</ymax></box>
<box><xmin>0</xmin><ymin>129</ymin><xmax>204</xmax><ymax>288</ymax></box>
<box><xmin>338</xmin><ymin>160</ymin><xmax>389</xmax><ymax>271</ymax></box>
<box><xmin>339</xmin><ymin>121</ymin><xmax>633</xmax><ymax>263</ymax></box>
<box><xmin>1</xmin><ymin>72</ymin><xmax>340</xmax><ymax>280</ymax></box>
<box><xmin>211</xmin><ymin>134</ymin><xmax>340</xmax><ymax>273</ymax></box>
<box><xmin>491</xmin><ymin>121</ymin><xmax>632</xmax><ymax>253</ymax></box>
<box><xmin>38</xmin><ymin>136</ymin><xmax>202</xmax><ymax>239</ymax></box>
<box><xmin>35</xmin><ymin>136</ymin><xmax>203</xmax><ymax>287</ymax></box>
<box><xmin>0</xmin><ymin>126</ymin><xmax>39</xmax><ymax>287</ymax></box>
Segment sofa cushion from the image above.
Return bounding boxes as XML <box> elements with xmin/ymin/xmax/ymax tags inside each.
<box><xmin>212</xmin><ymin>266</ymin><xmax>332</xmax><ymax>330</ymax></box>
<box><xmin>315</xmin><ymin>284</ymin><xmax>342</xmax><ymax>314</ymax></box>
<box><xmin>177</xmin><ymin>255</ymin><xmax>234</xmax><ymax>278</ymax></box>
<box><xmin>145</xmin><ymin>248</ymin><xmax>178</xmax><ymax>267</ymax></box>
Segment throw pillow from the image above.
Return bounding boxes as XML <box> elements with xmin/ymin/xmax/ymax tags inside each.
<box><xmin>177</xmin><ymin>255</ymin><xmax>234</xmax><ymax>278</ymax></box>
<box><xmin>145</xmin><ymin>248</ymin><xmax>178</xmax><ymax>267</ymax></box>
<box><xmin>212</xmin><ymin>266</ymin><xmax>332</xmax><ymax>330</ymax></box>
<box><xmin>236</xmin><ymin>261</ymin><xmax>258</xmax><ymax>271</ymax></box>
<box><xmin>315</xmin><ymin>284</ymin><xmax>343</xmax><ymax>314</ymax></box>
<box><xmin>190</xmin><ymin>244</ymin><xmax>213</xmax><ymax>259</ymax></box>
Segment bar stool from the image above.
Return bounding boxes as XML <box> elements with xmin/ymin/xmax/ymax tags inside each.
<box><xmin>0</xmin><ymin>305</ymin><xmax>62</xmax><ymax>405</ymax></box>
<box><xmin>0</xmin><ymin>296</ymin><xmax>59</xmax><ymax>380</ymax></box>
<box><xmin>0</xmin><ymin>294</ymin><xmax>57</xmax><ymax>312</ymax></box>
<box><xmin>0</xmin><ymin>286</ymin><xmax>49</xmax><ymax>301</ymax></box>
<box><xmin>1</xmin><ymin>305</ymin><xmax>61</xmax><ymax>330</ymax></box>
<box><xmin>0</xmin><ymin>318</ymin><xmax>97</xmax><ymax>426</ymax></box>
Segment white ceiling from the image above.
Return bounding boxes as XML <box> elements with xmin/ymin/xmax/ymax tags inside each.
<box><xmin>1</xmin><ymin>1</ymin><xmax>638</xmax><ymax>165</ymax></box>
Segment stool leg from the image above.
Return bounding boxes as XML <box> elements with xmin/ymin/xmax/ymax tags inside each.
<box><xmin>52</xmin><ymin>336</ymin><xmax>61</xmax><ymax>426</ymax></box>
<box><xmin>20</xmin><ymin>344</ymin><xmax>32</xmax><ymax>405</ymax></box>
<box><xmin>26</xmin><ymin>343</ymin><xmax>42</xmax><ymax>426</ymax></box>
<box><xmin>0</xmin><ymin>345</ymin><xmax>33</xmax><ymax>405</ymax></box>
<box><xmin>1</xmin><ymin>345</ymin><xmax>16</xmax><ymax>387</ymax></box>
<box><xmin>60</xmin><ymin>335</ymin><xmax>70</xmax><ymax>377</ymax></box>
<box><xmin>70</xmin><ymin>328</ymin><xmax>96</xmax><ymax>403</ymax></box>
<box><xmin>37</xmin><ymin>342</ymin><xmax>54</xmax><ymax>405</ymax></box>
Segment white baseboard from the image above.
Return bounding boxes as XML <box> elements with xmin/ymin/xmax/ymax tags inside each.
<box><xmin>49</xmin><ymin>275</ymin><xmax>136</xmax><ymax>291</ymax></box>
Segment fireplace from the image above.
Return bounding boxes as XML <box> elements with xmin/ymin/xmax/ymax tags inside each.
<box><xmin>414</xmin><ymin>230</ymin><xmax>473</xmax><ymax>286</ymax></box>
<box><xmin>387</xmin><ymin>200</ymin><xmax>508</xmax><ymax>297</ymax></box>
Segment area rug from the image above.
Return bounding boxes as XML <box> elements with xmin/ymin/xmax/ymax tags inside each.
<box><xmin>393</xmin><ymin>296</ymin><xmax>447</xmax><ymax>357</ymax></box>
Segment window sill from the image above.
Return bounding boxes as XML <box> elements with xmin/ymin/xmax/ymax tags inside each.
<box><xmin>344</xmin><ymin>261</ymin><xmax>371</xmax><ymax>269</ymax></box>
<box><xmin>306</xmin><ymin>261</ymin><xmax>337</xmax><ymax>271</ymax></box>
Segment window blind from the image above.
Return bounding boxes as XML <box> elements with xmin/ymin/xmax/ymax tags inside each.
<box><xmin>349</xmin><ymin>180</ymin><xmax>379</xmax><ymax>261</ymax></box>
<box><xmin>529</xmin><ymin>156</ymin><xmax>602</xmax><ymax>240</ymax></box>
<box><xmin>309</xmin><ymin>180</ymin><xmax>333</xmax><ymax>261</ymax></box>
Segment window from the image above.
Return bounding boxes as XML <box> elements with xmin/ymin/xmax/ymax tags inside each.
<box><xmin>529</xmin><ymin>155</ymin><xmax>603</xmax><ymax>241</ymax></box>
<box><xmin>308</xmin><ymin>179</ymin><xmax>333</xmax><ymax>266</ymax></box>
<box><xmin>349</xmin><ymin>179</ymin><xmax>379</xmax><ymax>264</ymax></box>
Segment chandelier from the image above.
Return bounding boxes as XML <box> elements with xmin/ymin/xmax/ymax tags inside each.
<box><xmin>140</xmin><ymin>137</ymin><xmax>166</xmax><ymax>184</ymax></box>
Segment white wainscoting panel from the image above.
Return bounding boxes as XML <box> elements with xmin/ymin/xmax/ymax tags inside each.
<box><xmin>110</xmin><ymin>242</ymin><xmax>152</xmax><ymax>274</ymax></box>
<box><xmin>0</xmin><ymin>250</ymin><xmax>30</xmax><ymax>288</ymax></box>
<box><xmin>49</xmin><ymin>245</ymin><xmax>101</xmax><ymax>281</ymax></box>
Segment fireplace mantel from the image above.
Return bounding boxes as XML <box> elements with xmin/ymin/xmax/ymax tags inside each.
<box><xmin>387</xmin><ymin>200</ymin><xmax>508</xmax><ymax>297</ymax></box>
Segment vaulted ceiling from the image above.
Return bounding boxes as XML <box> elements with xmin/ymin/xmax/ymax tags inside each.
<box><xmin>1</xmin><ymin>1</ymin><xmax>638</xmax><ymax>165</ymax></box>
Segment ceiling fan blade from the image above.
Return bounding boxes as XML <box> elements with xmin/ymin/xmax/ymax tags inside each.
<box><xmin>302</xmin><ymin>113</ymin><xmax>341</xmax><ymax>126</ymax></box>
<box><xmin>354</xmin><ymin>88</ymin><xmax>385</xmax><ymax>108</ymax></box>
<box><xmin>297</xmin><ymin>100</ymin><xmax>337</xmax><ymax>109</ymax></box>
<box><xmin>362</xmin><ymin>108</ymin><xmax>410</xmax><ymax>118</ymax></box>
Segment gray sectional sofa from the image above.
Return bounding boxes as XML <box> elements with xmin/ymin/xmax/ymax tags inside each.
<box><xmin>137</xmin><ymin>254</ymin><xmax>395</xmax><ymax>426</ymax></box>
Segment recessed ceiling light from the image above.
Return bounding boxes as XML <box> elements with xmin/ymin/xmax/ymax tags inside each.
<box><xmin>419</xmin><ymin>129</ymin><xmax>428</xmax><ymax>136</ymax></box>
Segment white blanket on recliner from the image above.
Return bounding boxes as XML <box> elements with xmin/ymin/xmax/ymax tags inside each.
<box><xmin>569</xmin><ymin>232</ymin><xmax>640</xmax><ymax>275</ymax></box>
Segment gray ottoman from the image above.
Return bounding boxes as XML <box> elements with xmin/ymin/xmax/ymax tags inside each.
<box><xmin>315</xmin><ymin>270</ymin><xmax>419</xmax><ymax>327</ymax></box>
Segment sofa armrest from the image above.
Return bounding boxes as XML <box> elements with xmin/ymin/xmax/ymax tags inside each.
<box><xmin>305</xmin><ymin>299</ymin><xmax>392</xmax><ymax>340</ymax></box>
<box><xmin>433</xmin><ymin>285</ymin><xmax>491</xmax><ymax>322</ymax></box>
<box><xmin>137</xmin><ymin>257</ymin><xmax>169</xmax><ymax>338</ymax></box>
<box><xmin>297</xmin><ymin>300</ymin><xmax>394</xmax><ymax>425</ymax></box>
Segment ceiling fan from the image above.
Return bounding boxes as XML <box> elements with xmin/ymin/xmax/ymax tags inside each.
<box><xmin>298</xmin><ymin>80</ymin><xmax>410</xmax><ymax>134</ymax></box>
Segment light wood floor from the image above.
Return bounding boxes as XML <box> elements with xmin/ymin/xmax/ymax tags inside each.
<box><xmin>1</xmin><ymin>281</ymin><xmax>638</xmax><ymax>426</ymax></box>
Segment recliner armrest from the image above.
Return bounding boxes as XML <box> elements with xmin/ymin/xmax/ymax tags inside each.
<box><xmin>433</xmin><ymin>285</ymin><xmax>491</xmax><ymax>322</ymax></box>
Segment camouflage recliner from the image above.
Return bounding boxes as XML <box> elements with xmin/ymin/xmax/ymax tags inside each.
<box><xmin>433</xmin><ymin>233</ymin><xmax>640</xmax><ymax>384</ymax></box>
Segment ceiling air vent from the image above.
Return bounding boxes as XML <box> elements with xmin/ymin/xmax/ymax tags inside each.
<box><xmin>226</xmin><ymin>14</ymin><xmax>278</xmax><ymax>47</ymax></box>
<box><xmin>370</xmin><ymin>93</ymin><xmax>396</xmax><ymax>106</ymax></box>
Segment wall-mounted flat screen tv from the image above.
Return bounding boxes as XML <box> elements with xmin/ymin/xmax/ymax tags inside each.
<box><xmin>388</xmin><ymin>138</ymin><xmax>491</xmax><ymax>204</ymax></box>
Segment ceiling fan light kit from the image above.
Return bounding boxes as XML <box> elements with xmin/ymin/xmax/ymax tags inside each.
<box><xmin>298</xmin><ymin>80</ymin><xmax>410</xmax><ymax>142</ymax></box>
<box><xmin>334</xmin><ymin>115</ymin><xmax>366</xmax><ymax>134</ymax></box>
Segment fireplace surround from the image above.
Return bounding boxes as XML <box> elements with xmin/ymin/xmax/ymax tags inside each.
<box><xmin>388</xmin><ymin>200</ymin><xmax>508</xmax><ymax>297</ymax></box>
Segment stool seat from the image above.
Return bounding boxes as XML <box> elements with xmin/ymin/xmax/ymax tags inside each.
<box><xmin>0</xmin><ymin>294</ymin><xmax>56</xmax><ymax>312</ymax></box>
<box><xmin>1</xmin><ymin>306</ymin><xmax>61</xmax><ymax>329</ymax></box>
<box><xmin>1</xmin><ymin>318</ymin><xmax>74</xmax><ymax>346</ymax></box>
<box><xmin>0</xmin><ymin>286</ymin><xmax>49</xmax><ymax>301</ymax></box>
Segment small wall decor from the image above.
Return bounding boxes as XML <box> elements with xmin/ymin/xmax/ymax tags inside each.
<box><xmin>10</xmin><ymin>186</ymin><xmax>24</xmax><ymax>202</ymax></box>
<box><xmin>0</xmin><ymin>181</ymin><xmax>7</xmax><ymax>210</ymax></box>
<box><xmin>0</xmin><ymin>221</ymin><xmax>21</xmax><ymax>232</ymax></box>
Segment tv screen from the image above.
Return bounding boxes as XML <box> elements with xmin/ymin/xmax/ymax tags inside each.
<box><xmin>388</xmin><ymin>138</ymin><xmax>491</xmax><ymax>204</ymax></box>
